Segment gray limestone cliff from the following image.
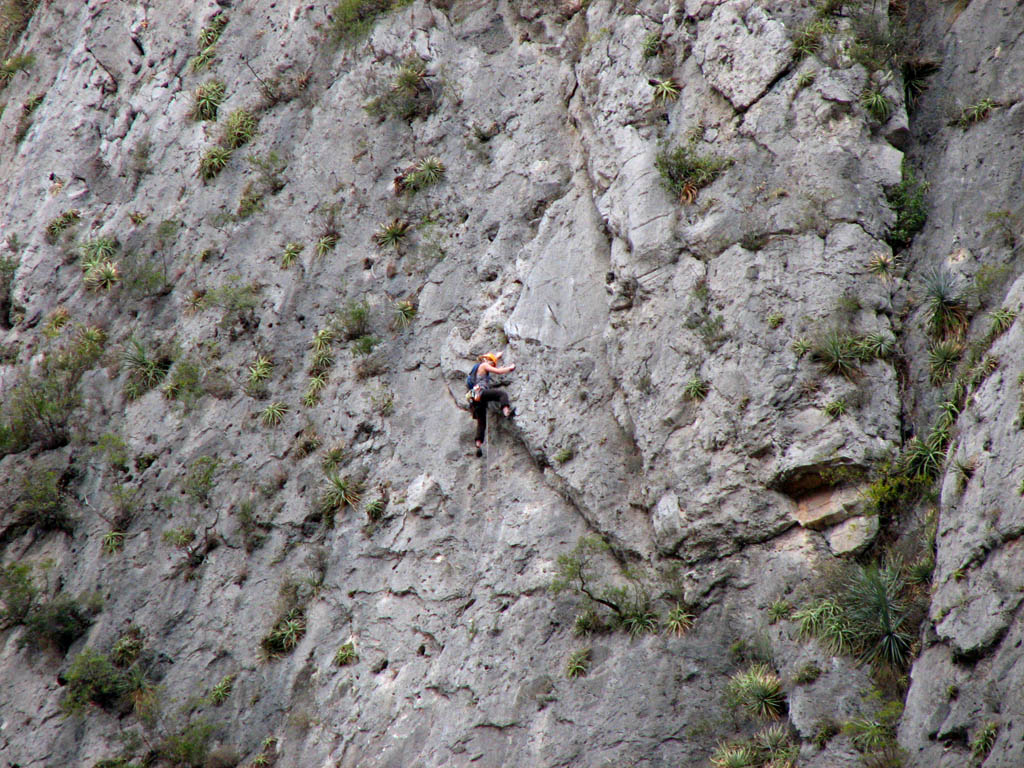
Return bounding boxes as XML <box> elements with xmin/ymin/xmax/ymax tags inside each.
<box><xmin>0</xmin><ymin>1</ymin><xmax>1021</xmax><ymax>767</ymax></box>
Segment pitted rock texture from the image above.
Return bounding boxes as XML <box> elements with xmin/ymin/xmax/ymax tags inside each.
<box><xmin>0</xmin><ymin>1</ymin><xmax>1021</xmax><ymax>767</ymax></box>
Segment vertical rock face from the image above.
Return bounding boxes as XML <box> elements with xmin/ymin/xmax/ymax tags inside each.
<box><xmin>896</xmin><ymin>2</ymin><xmax>1024</xmax><ymax>765</ymax></box>
<box><xmin>0</xmin><ymin>0</ymin><xmax>1019</xmax><ymax>766</ymax></box>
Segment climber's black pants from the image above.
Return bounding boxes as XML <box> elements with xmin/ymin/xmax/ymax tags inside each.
<box><xmin>473</xmin><ymin>388</ymin><xmax>510</xmax><ymax>444</ymax></box>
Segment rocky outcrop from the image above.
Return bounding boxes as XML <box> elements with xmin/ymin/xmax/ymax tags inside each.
<box><xmin>0</xmin><ymin>0</ymin><xmax>1020</xmax><ymax>766</ymax></box>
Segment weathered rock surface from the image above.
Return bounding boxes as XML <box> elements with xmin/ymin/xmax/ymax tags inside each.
<box><xmin>0</xmin><ymin>0</ymin><xmax>1020</xmax><ymax>767</ymax></box>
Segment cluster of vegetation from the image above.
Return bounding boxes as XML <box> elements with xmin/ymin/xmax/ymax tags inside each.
<box><xmin>329</xmin><ymin>0</ymin><xmax>411</xmax><ymax>46</ymax></box>
<box><xmin>303</xmin><ymin>326</ymin><xmax>335</xmax><ymax>406</ymax></box>
<box><xmin>711</xmin><ymin>723</ymin><xmax>799</xmax><ymax>768</ymax></box>
<box><xmin>792</xmin><ymin>15</ymin><xmax>835</xmax><ymax>60</ymax></box>
<box><xmin>80</xmin><ymin>235</ymin><xmax>122</xmax><ymax>291</ymax></box>
<box><xmin>0</xmin><ymin>326</ymin><xmax>105</xmax><ymax>454</ymax></box>
<box><xmin>727</xmin><ymin>664</ymin><xmax>787</xmax><ymax>720</ymax></box>
<box><xmin>317</xmin><ymin>470</ymin><xmax>363</xmax><ymax>528</ymax></box>
<box><xmin>365</xmin><ymin>55</ymin><xmax>437</xmax><ymax>123</ymax></box>
<box><xmin>192</xmin><ymin>79</ymin><xmax>265</xmax><ymax>182</ymax></box>
<box><xmin>192</xmin><ymin>79</ymin><xmax>226</xmax><ymax>121</ymax></box>
<box><xmin>0</xmin><ymin>0</ymin><xmax>39</xmax><ymax>54</ymax></box>
<box><xmin>394</xmin><ymin>156</ymin><xmax>445</xmax><ymax>195</ymax></box>
<box><xmin>62</xmin><ymin>629</ymin><xmax>159</xmax><ymax>720</ymax></box>
<box><xmin>184</xmin><ymin>455</ymin><xmax>220</xmax><ymax>505</ymax></box>
<box><xmin>650</xmin><ymin>77</ymin><xmax>680</xmax><ymax>105</ymax></box>
<box><xmin>162</xmin><ymin>356</ymin><xmax>205</xmax><ymax>409</ymax></box>
<box><xmin>841</xmin><ymin>698</ymin><xmax>906</xmax><ymax>766</ymax></box>
<box><xmin>886</xmin><ymin>161</ymin><xmax>929</xmax><ymax>250</ymax></box>
<box><xmin>551</xmin><ymin>537</ymin><xmax>695</xmax><ymax>644</ymax></box>
<box><xmin>280</xmin><ymin>240</ymin><xmax>303</xmax><ymax>269</ymax></box>
<box><xmin>191</xmin><ymin>278</ymin><xmax>261</xmax><ymax>330</ymax></box>
<box><xmin>1</xmin><ymin>563</ymin><xmax>99</xmax><ymax>653</ymax></box>
<box><xmin>392</xmin><ymin>298</ymin><xmax>416</xmax><ymax>330</ymax></box>
<box><xmin>233</xmin><ymin>498</ymin><xmax>271</xmax><ymax>553</ymax></box>
<box><xmin>792</xmin><ymin>559</ymin><xmax>926</xmax><ymax>671</ymax></box>
<box><xmin>655</xmin><ymin>139</ymin><xmax>732</xmax><ymax>204</ymax></box>
<box><xmin>189</xmin><ymin>12</ymin><xmax>228</xmax><ymax>72</ymax></box>
<box><xmin>809</xmin><ymin>329</ymin><xmax>894</xmax><ymax>379</ymax></box>
<box><xmin>121</xmin><ymin>337</ymin><xmax>174</xmax><ymax>401</ymax></box>
<box><xmin>333</xmin><ymin>639</ymin><xmax>358</xmax><ymax>667</ymax></box>
<box><xmin>261</xmin><ymin>575</ymin><xmax>321</xmax><ymax>658</ymax></box>
<box><xmin>956</xmin><ymin>97</ymin><xmax>995</xmax><ymax>129</ymax></box>
<box><xmin>44</xmin><ymin>209</ymin><xmax>80</xmax><ymax>243</ymax></box>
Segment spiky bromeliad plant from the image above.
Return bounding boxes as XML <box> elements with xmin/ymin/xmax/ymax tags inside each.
<box><xmin>921</xmin><ymin>268</ymin><xmax>968</xmax><ymax>339</ymax></box>
<box><xmin>727</xmin><ymin>663</ymin><xmax>786</xmax><ymax>720</ymax></box>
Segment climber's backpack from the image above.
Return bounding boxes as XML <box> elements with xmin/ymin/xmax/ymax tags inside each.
<box><xmin>466</xmin><ymin>362</ymin><xmax>481</xmax><ymax>391</ymax></box>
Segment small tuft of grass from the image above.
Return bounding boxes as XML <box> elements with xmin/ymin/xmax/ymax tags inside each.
<box><xmin>970</xmin><ymin>721</ymin><xmax>998</xmax><ymax>759</ymax></box>
<box><xmin>987</xmin><ymin>307</ymin><xmax>1016</xmax><ymax>338</ymax></box>
<box><xmin>261</xmin><ymin>608</ymin><xmax>306</xmax><ymax>657</ymax></box>
<box><xmin>957</xmin><ymin>97</ymin><xmax>995</xmax><ymax>129</ymax></box>
<box><xmin>640</xmin><ymin>31</ymin><xmax>661</xmax><ymax>59</ymax></box>
<box><xmin>315</xmin><ymin>232</ymin><xmax>339</xmax><ymax>257</ymax></box>
<box><xmin>553</xmin><ymin>447</ymin><xmax>574</xmax><ymax>464</ymax></box>
<box><xmin>650</xmin><ymin>77</ymin><xmax>680</xmax><ymax>104</ymax></box>
<box><xmin>683</xmin><ymin>376</ymin><xmax>709</xmax><ymax>401</ymax></box>
<box><xmin>281</xmin><ymin>241</ymin><xmax>303</xmax><ymax>268</ymax></box>
<box><xmin>727</xmin><ymin>663</ymin><xmax>786</xmax><ymax>720</ymax></box>
<box><xmin>767</xmin><ymin>599</ymin><xmax>791</xmax><ymax>624</ymax></box>
<box><xmin>198</xmin><ymin>145</ymin><xmax>232</xmax><ymax>180</ymax></box>
<box><xmin>45</xmin><ymin>209</ymin><xmax>81</xmax><ymax>243</ymax></box>
<box><xmin>81</xmin><ymin>236</ymin><xmax>118</xmax><ymax>262</ymax></box>
<box><xmin>222</xmin><ymin>107</ymin><xmax>258</xmax><ymax>149</ymax></box>
<box><xmin>400</xmin><ymin>156</ymin><xmax>445</xmax><ymax>194</ymax></box>
<box><xmin>259</xmin><ymin>402</ymin><xmax>288</xmax><ymax>427</ymax></box>
<box><xmin>208</xmin><ymin>673</ymin><xmax>235</xmax><ymax>705</ymax></box>
<box><xmin>860</xmin><ymin>88</ymin><xmax>892</xmax><ymax>122</ymax></box>
<box><xmin>868</xmin><ymin>251</ymin><xmax>899</xmax><ymax>280</ymax></box>
<box><xmin>0</xmin><ymin>52</ymin><xmax>34</xmax><ymax>87</ymax></box>
<box><xmin>83</xmin><ymin>260</ymin><xmax>120</xmax><ymax>291</ymax></box>
<box><xmin>374</xmin><ymin>218</ymin><xmax>410</xmax><ymax>249</ymax></box>
<box><xmin>333</xmin><ymin>640</ymin><xmax>358</xmax><ymax>666</ymax></box>
<box><xmin>665</xmin><ymin>604</ymin><xmax>694</xmax><ymax>636</ymax></box>
<box><xmin>121</xmin><ymin>338</ymin><xmax>173</xmax><ymax>400</ymax></box>
<box><xmin>858</xmin><ymin>331</ymin><xmax>894</xmax><ymax>360</ymax></box>
<box><xmin>247</xmin><ymin>355</ymin><xmax>273</xmax><ymax>387</ymax></box>
<box><xmin>928</xmin><ymin>340</ymin><xmax>961</xmax><ymax>385</ymax></box>
<box><xmin>364</xmin><ymin>498</ymin><xmax>386</xmax><ymax>522</ymax></box>
<box><xmin>793</xmin><ymin>662</ymin><xmax>822</xmax><ymax>685</ymax></box>
<box><xmin>329</xmin><ymin>0</ymin><xmax>404</xmax><ymax>46</ymax></box>
<box><xmin>101</xmin><ymin>530</ymin><xmax>125</xmax><ymax>555</ymax></box>
<box><xmin>392</xmin><ymin>299</ymin><xmax>416</xmax><ymax>329</ymax></box>
<box><xmin>351</xmin><ymin>334</ymin><xmax>380</xmax><ymax>356</ymax></box>
<box><xmin>709</xmin><ymin>742</ymin><xmax>757</xmax><ymax>768</ymax></box>
<box><xmin>811</xmin><ymin>331</ymin><xmax>861</xmax><ymax>379</ymax></box>
<box><xmin>319</xmin><ymin>473</ymin><xmax>363</xmax><ymax>526</ymax></box>
<box><xmin>565</xmin><ymin>647</ymin><xmax>591</xmax><ymax>678</ymax></box>
<box><xmin>192</xmin><ymin>80</ymin><xmax>226</xmax><ymax>121</ymax></box>
<box><xmin>14</xmin><ymin>93</ymin><xmax>43</xmax><ymax>143</ymax></box>
<box><xmin>198</xmin><ymin>13</ymin><xmax>229</xmax><ymax>49</ymax></box>
<box><xmin>792</xmin><ymin>17</ymin><xmax>835</xmax><ymax>59</ymax></box>
<box><xmin>655</xmin><ymin>142</ymin><xmax>732</xmax><ymax>204</ymax></box>
<box><xmin>823</xmin><ymin>398</ymin><xmax>847</xmax><ymax>419</ymax></box>
<box><xmin>921</xmin><ymin>268</ymin><xmax>968</xmax><ymax>340</ymax></box>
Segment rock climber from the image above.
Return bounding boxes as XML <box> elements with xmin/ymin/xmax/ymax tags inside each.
<box><xmin>467</xmin><ymin>351</ymin><xmax>517</xmax><ymax>457</ymax></box>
